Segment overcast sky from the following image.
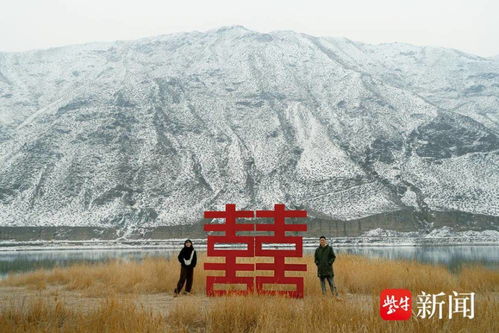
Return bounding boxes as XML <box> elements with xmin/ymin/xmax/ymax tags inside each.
<box><xmin>1</xmin><ymin>0</ymin><xmax>498</xmax><ymax>56</ymax></box>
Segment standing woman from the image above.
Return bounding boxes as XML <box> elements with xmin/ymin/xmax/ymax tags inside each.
<box><xmin>174</xmin><ymin>239</ymin><xmax>197</xmax><ymax>296</ymax></box>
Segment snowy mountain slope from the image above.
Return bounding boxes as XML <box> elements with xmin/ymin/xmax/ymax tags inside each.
<box><xmin>0</xmin><ymin>26</ymin><xmax>498</xmax><ymax>229</ymax></box>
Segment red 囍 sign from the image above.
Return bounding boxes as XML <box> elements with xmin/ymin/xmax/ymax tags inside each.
<box><xmin>380</xmin><ymin>289</ymin><xmax>412</xmax><ymax>320</ymax></box>
<box><xmin>204</xmin><ymin>204</ymin><xmax>307</xmax><ymax>298</ymax></box>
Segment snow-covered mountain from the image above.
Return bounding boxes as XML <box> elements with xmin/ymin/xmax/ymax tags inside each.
<box><xmin>0</xmin><ymin>26</ymin><xmax>498</xmax><ymax>233</ymax></box>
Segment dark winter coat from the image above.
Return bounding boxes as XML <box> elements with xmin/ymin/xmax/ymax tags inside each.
<box><xmin>178</xmin><ymin>245</ymin><xmax>197</xmax><ymax>268</ymax></box>
<box><xmin>314</xmin><ymin>244</ymin><xmax>336</xmax><ymax>277</ymax></box>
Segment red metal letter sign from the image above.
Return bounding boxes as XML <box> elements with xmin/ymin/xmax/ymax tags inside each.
<box><xmin>255</xmin><ymin>204</ymin><xmax>307</xmax><ymax>297</ymax></box>
<box><xmin>204</xmin><ymin>204</ymin><xmax>255</xmax><ymax>296</ymax></box>
<box><xmin>204</xmin><ymin>204</ymin><xmax>308</xmax><ymax>298</ymax></box>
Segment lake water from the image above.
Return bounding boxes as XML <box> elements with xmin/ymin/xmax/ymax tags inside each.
<box><xmin>1</xmin><ymin>245</ymin><xmax>498</xmax><ymax>279</ymax></box>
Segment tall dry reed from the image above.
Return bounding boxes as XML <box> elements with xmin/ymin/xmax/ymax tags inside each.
<box><xmin>1</xmin><ymin>253</ymin><xmax>497</xmax><ymax>332</ymax></box>
<box><xmin>2</xmin><ymin>253</ymin><xmax>497</xmax><ymax>296</ymax></box>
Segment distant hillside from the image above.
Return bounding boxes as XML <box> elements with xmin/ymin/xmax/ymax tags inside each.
<box><xmin>0</xmin><ymin>26</ymin><xmax>498</xmax><ymax>236</ymax></box>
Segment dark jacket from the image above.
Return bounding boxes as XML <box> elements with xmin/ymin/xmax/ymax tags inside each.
<box><xmin>314</xmin><ymin>244</ymin><xmax>336</xmax><ymax>277</ymax></box>
<box><xmin>178</xmin><ymin>246</ymin><xmax>197</xmax><ymax>268</ymax></box>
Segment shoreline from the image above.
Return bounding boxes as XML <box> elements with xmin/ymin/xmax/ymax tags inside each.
<box><xmin>0</xmin><ymin>236</ymin><xmax>498</xmax><ymax>252</ymax></box>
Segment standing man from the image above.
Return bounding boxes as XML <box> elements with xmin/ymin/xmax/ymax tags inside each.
<box><xmin>174</xmin><ymin>239</ymin><xmax>197</xmax><ymax>296</ymax></box>
<box><xmin>314</xmin><ymin>236</ymin><xmax>338</xmax><ymax>296</ymax></box>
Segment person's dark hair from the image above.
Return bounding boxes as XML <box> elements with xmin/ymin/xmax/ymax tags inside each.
<box><xmin>319</xmin><ymin>236</ymin><xmax>326</xmax><ymax>240</ymax></box>
<box><xmin>184</xmin><ymin>239</ymin><xmax>193</xmax><ymax>246</ymax></box>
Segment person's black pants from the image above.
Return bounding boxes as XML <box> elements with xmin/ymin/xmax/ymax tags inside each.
<box><xmin>319</xmin><ymin>275</ymin><xmax>338</xmax><ymax>296</ymax></box>
<box><xmin>175</xmin><ymin>266</ymin><xmax>194</xmax><ymax>293</ymax></box>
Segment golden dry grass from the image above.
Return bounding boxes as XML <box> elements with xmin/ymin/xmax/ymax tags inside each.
<box><xmin>0</xmin><ymin>292</ymin><xmax>497</xmax><ymax>332</ymax></box>
<box><xmin>0</xmin><ymin>253</ymin><xmax>497</xmax><ymax>332</ymax></box>
<box><xmin>0</xmin><ymin>297</ymin><xmax>166</xmax><ymax>333</ymax></box>
<box><xmin>2</xmin><ymin>253</ymin><xmax>497</xmax><ymax>296</ymax></box>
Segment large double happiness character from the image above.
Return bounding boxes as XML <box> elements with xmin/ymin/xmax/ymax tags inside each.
<box><xmin>204</xmin><ymin>204</ymin><xmax>307</xmax><ymax>298</ymax></box>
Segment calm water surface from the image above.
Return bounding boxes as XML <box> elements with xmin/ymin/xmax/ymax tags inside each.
<box><xmin>0</xmin><ymin>245</ymin><xmax>497</xmax><ymax>278</ymax></box>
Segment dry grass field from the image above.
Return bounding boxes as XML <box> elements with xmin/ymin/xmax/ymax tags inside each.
<box><xmin>0</xmin><ymin>253</ymin><xmax>497</xmax><ymax>332</ymax></box>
